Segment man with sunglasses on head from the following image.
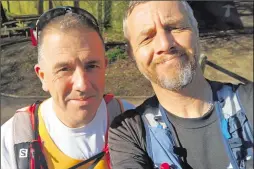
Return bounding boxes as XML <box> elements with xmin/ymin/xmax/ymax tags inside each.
<box><xmin>108</xmin><ymin>1</ymin><xmax>253</xmax><ymax>169</ymax></box>
<box><xmin>1</xmin><ymin>6</ymin><xmax>134</xmax><ymax>169</ymax></box>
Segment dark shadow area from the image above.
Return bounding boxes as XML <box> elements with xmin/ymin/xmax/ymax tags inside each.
<box><xmin>189</xmin><ymin>1</ymin><xmax>253</xmax><ymax>34</ymax></box>
<box><xmin>0</xmin><ymin>2</ymin><xmax>8</xmax><ymax>23</ymax></box>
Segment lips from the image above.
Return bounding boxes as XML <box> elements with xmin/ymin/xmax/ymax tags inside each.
<box><xmin>155</xmin><ymin>53</ymin><xmax>184</xmax><ymax>65</ymax></box>
<box><xmin>67</xmin><ymin>94</ymin><xmax>95</xmax><ymax>102</ymax></box>
<box><xmin>71</xmin><ymin>96</ymin><xmax>94</xmax><ymax>101</ymax></box>
<box><xmin>69</xmin><ymin>96</ymin><xmax>96</xmax><ymax>107</ymax></box>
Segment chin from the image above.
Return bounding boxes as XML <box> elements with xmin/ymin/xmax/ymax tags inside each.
<box><xmin>158</xmin><ymin>69</ymin><xmax>195</xmax><ymax>91</ymax></box>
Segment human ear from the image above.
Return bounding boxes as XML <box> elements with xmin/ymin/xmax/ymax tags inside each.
<box><xmin>34</xmin><ymin>64</ymin><xmax>48</xmax><ymax>92</ymax></box>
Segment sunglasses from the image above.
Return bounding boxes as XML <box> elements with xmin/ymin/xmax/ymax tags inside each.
<box><xmin>35</xmin><ymin>6</ymin><xmax>100</xmax><ymax>43</ymax></box>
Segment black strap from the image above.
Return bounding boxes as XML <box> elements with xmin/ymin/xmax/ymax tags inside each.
<box><xmin>87</xmin><ymin>154</ymin><xmax>104</xmax><ymax>169</ymax></box>
<box><xmin>173</xmin><ymin>146</ymin><xmax>187</xmax><ymax>158</ymax></box>
<box><xmin>68</xmin><ymin>151</ymin><xmax>105</xmax><ymax>169</ymax></box>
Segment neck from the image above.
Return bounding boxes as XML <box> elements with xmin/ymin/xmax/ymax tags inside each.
<box><xmin>52</xmin><ymin>103</ymin><xmax>97</xmax><ymax>128</ymax></box>
<box><xmin>152</xmin><ymin>68</ymin><xmax>213</xmax><ymax>118</ymax></box>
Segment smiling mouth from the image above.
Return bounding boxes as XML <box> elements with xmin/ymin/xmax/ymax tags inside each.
<box><xmin>156</xmin><ymin>54</ymin><xmax>183</xmax><ymax>65</ymax></box>
<box><xmin>71</xmin><ymin>96</ymin><xmax>94</xmax><ymax>101</ymax></box>
<box><xmin>158</xmin><ymin>58</ymin><xmax>175</xmax><ymax>64</ymax></box>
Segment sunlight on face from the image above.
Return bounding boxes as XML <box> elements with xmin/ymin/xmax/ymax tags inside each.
<box><xmin>128</xmin><ymin>1</ymin><xmax>200</xmax><ymax>91</ymax></box>
<box><xmin>37</xmin><ymin>27</ymin><xmax>107</xmax><ymax>125</ymax></box>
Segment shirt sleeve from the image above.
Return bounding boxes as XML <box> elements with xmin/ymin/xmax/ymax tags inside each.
<box><xmin>108</xmin><ymin>110</ymin><xmax>153</xmax><ymax>169</ymax></box>
<box><xmin>237</xmin><ymin>82</ymin><xmax>253</xmax><ymax>128</ymax></box>
<box><xmin>1</xmin><ymin>117</ymin><xmax>17</xmax><ymax>169</ymax></box>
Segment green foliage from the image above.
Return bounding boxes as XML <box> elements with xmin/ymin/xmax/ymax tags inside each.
<box><xmin>2</xmin><ymin>1</ymin><xmax>129</xmax><ymax>43</ymax></box>
<box><xmin>106</xmin><ymin>46</ymin><xmax>127</xmax><ymax>63</ymax></box>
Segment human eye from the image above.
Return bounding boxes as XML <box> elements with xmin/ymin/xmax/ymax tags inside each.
<box><xmin>141</xmin><ymin>34</ymin><xmax>154</xmax><ymax>45</ymax></box>
<box><xmin>59</xmin><ymin>67</ymin><xmax>69</xmax><ymax>72</ymax></box>
<box><xmin>55</xmin><ymin>67</ymin><xmax>72</xmax><ymax>75</ymax></box>
<box><xmin>85</xmin><ymin>63</ymin><xmax>100</xmax><ymax>71</ymax></box>
<box><xmin>141</xmin><ymin>37</ymin><xmax>150</xmax><ymax>43</ymax></box>
<box><xmin>171</xmin><ymin>26</ymin><xmax>191</xmax><ymax>32</ymax></box>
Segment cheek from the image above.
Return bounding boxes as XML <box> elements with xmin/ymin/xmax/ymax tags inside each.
<box><xmin>174</xmin><ymin>32</ymin><xmax>198</xmax><ymax>56</ymax></box>
<box><xmin>89</xmin><ymin>71</ymin><xmax>106</xmax><ymax>91</ymax></box>
<box><xmin>51</xmin><ymin>77</ymin><xmax>72</xmax><ymax>98</ymax></box>
<box><xmin>174</xmin><ymin>32</ymin><xmax>195</xmax><ymax>49</ymax></box>
<box><xmin>135</xmin><ymin>46</ymin><xmax>154</xmax><ymax>66</ymax></box>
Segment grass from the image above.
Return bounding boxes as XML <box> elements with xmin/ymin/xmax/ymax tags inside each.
<box><xmin>106</xmin><ymin>46</ymin><xmax>127</xmax><ymax>63</ymax></box>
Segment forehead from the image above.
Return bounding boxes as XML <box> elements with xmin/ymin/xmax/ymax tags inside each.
<box><xmin>127</xmin><ymin>2</ymin><xmax>189</xmax><ymax>35</ymax></box>
<box><xmin>41</xmin><ymin>27</ymin><xmax>105</xmax><ymax>63</ymax></box>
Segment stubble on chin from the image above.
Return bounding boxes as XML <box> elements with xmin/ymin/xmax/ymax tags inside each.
<box><xmin>139</xmin><ymin>53</ymin><xmax>197</xmax><ymax>91</ymax></box>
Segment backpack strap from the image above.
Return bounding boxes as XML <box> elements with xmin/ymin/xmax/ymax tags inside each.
<box><xmin>216</xmin><ymin>85</ymin><xmax>253</xmax><ymax>169</ymax></box>
<box><xmin>13</xmin><ymin>101</ymin><xmax>48</xmax><ymax>169</ymax></box>
<box><xmin>104</xmin><ymin>94</ymin><xmax>124</xmax><ymax>125</ymax></box>
<box><xmin>136</xmin><ymin>96</ymin><xmax>183</xmax><ymax>169</ymax></box>
<box><xmin>13</xmin><ymin>96</ymin><xmax>123</xmax><ymax>169</ymax></box>
<box><xmin>104</xmin><ymin>94</ymin><xmax>124</xmax><ymax>169</ymax></box>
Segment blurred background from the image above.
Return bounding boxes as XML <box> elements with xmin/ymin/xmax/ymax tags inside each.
<box><xmin>1</xmin><ymin>1</ymin><xmax>253</xmax><ymax>41</ymax></box>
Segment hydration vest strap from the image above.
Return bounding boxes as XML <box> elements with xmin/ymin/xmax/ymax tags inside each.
<box><xmin>141</xmin><ymin>114</ymin><xmax>153</xmax><ymax>161</ymax></box>
<box><xmin>14</xmin><ymin>95</ymin><xmax>122</xmax><ymax>169</ymax></box>
<box><xmin>138</xmin><ymin>100</ymin><xmax>183</xmax><ymax>169</ymax></box>
<box><xmin>30</xmin><ymin>101</ymin><xmax>48</xmax><ymax>169</ymax></box>
<box><xmin>68</xmin><ymin>151</ymin><xmax>105</xmax><ymax>169</ymax></box>
<box><xmin>103</xmin><ymin>93</ymin><xmax>114</xmax><ymax>104</ymax></box>
<box><xmin>216</xmin><ymin>85</ymin><xmax>253</xmax><ymax>169</ymax></box>
<box><xmin>215</xmin><ymin>102</ymin><xmax>240</xmax><ymax>169</ymax></box>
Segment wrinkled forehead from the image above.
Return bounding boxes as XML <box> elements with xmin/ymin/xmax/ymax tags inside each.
<box><xmin>127</xmin><ymin>1</ymin><xmax>190</xmax><ymax>35</ymax></box>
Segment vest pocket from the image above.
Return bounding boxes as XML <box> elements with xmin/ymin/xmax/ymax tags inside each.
<box><xmin>148</xmin><ymin>126</ymin><xmax>182</xmax><ymax>169</ymax></box>
<box><xmin>227</xmin><ymin>111</ymin><xmax>253</xmax><ymax>168</ymax></box>
<box><xmin>14</xmin><ymin>142</ymin><xmax>30</xmax><ymax>169</ymax></box>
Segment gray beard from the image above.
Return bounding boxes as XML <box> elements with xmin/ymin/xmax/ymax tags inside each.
<box><xmin>158</xmin><ymin>62</ymin><xmax>196</xmax><ymax>91</ymax></box>
<box><xmin>142</xmin><ymin>57</ymin><xmax>197</xmax><ymax>91</ymax></box>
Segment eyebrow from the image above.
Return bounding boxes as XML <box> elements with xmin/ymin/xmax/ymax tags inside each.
<box><xmin>86</xmin><ymin>60</ymin><xmax>101</xmax><ymax>65</ymax></box>
<box><xmin>53</xmin><ymin>61</ymin><xmax>73</xmax><ymax>70</ymax></box>
<box><xmin>136</xmin><ymin>26</ymin><xmax>155</xmax><ymax>42</ymax></box>
<box><xmin>136</xmin><ymin>17</ymin><xmax>187</xmax><ymax>42</ymax></box>
<box><xmin>53</xmin><ymin>59</ymin><xmax>101</xmax><ymax>69</ymax></box>
<box><xmin>163</xmin><ymin>17</ymin><xmax>189</xmax><ymax>28</ymax></box>
<box><xmin>163</xmin><ymin>17</ymin><xmax>185</xmax><ymax>25</ymax></box>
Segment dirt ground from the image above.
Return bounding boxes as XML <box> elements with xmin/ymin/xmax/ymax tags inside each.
<box><xmin>0</xmin><ymin>32</ymin><xmax>253</xmax><ymax>124</ymax></box>
<box><xmin>1</xmin><ymin>32</ymin><xmax>253</xmax><ymax>97</ymax></box>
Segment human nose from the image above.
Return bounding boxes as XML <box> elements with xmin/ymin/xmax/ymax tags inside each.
<box><xmin>72</xmin><ymin>68</ymin><xmax>92</xmax><ymax>92</ymax></box>
<box><xmin>154</xmin><ymin>30</ymin><xmax>175</xmax><ymax>55</ymax></box>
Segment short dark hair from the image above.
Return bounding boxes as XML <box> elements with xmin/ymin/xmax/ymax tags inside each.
<box><xmin>36</xmin><ymin>6</ymin><xmax>103</xmax><ymax>63</ymax></box>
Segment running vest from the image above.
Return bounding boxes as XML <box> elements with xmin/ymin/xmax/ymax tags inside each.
<box><xmin>136</xmin><ymin>84</ymin><xmax>253</xmax><ymax>169</ymax></box>
<box><xmin>12</xmin><ymin>94</ymin><xmax>124</xmax><ymax>169</ymax></box>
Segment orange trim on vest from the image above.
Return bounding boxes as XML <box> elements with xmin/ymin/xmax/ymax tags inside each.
<box><xmin>38</xmin><ymin>106</ymin><xmax>110</xmax><ymax>169</ymax></box>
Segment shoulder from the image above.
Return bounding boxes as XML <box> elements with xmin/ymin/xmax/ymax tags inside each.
<box><xmin>236</xmin><ymin>82</ymin><xmax>253</xmax><ymax>126</ymax></box>
<box><xmin>112</xmin><ymin>95</ymin><xmax>158</xmax><ymax>128</ymax></box>
<box><xmin>110</xmin><ymin>95</ymin><xmax>159</xmax><ymax>135</ymax></box>
<box><xmin>1</xmin><ymin>116</ymin><xmax>14</xmax><ymax>139</ymax></box>
<box><xmin>237</xmin><ymin>82</ymin><xmax>253</xmax><ymax>100</ymax></box>
<box><xmin>212</xmin><ymin>81</ymin><xmax>253</xmax><ymax>127</ymax></box>
<box><xmin>119</xmin><ymin>99</ymin><xmax>136</xmax><ymax>111</ymax></box>
<box><xmin>1</xmin><ymin>117</ymin><xmax>15</xmax><ymax>169</ymax></box>
<box><xmin>110</xmin><ymin>109</ymin><xmax>142</xmax><ymax>130</ymax></box>
<box><xmin>1</xmin><ymin>117</ymin><xmax>14</xmax><ymax>154</ymax></box>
